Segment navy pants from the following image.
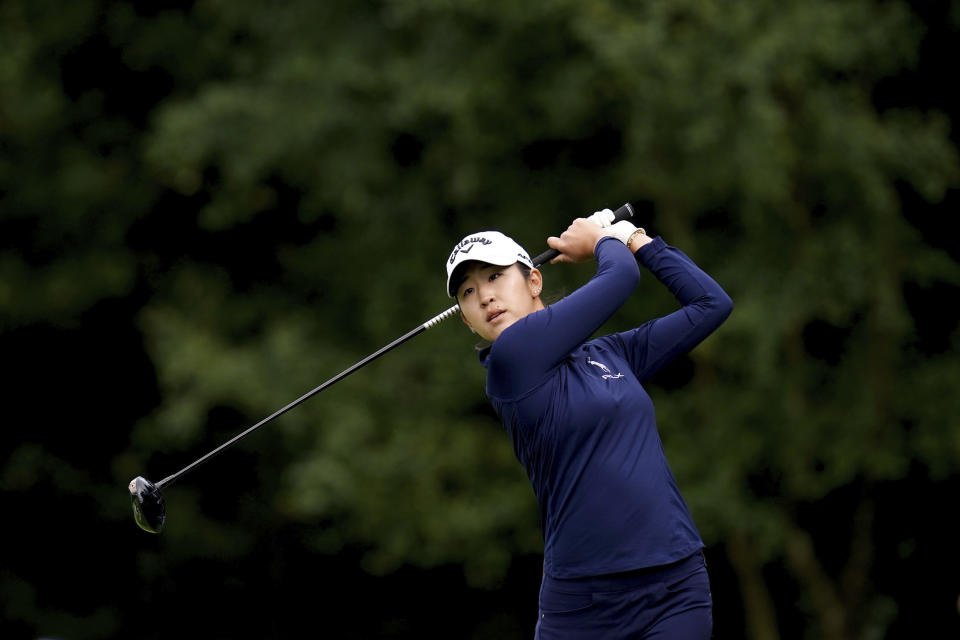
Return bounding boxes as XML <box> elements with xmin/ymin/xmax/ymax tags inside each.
<box><xmin>535</xmin><ymin>552</ymin><xmax>712</xmax><ymax>639</ymax></box>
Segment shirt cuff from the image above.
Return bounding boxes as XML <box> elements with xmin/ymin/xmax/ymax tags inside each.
<box><xmin>634</xmin><ymin>236</ymin><xmax>667</xmax><ymax>265</ymax></box>
<box><xmin>594</xmin><ymin>234</ymin><xmax>624</xmax><ymax>256</ymax></box>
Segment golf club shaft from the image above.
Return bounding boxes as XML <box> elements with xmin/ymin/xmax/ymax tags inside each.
<box><xmin>157</xmin><ymin>309</ymin><xmax>457</xmax><ymax>488</ymax></box>
<box><xmin>156</xmin><ymin>203</ymin><xmax>635</xmax><ymax>489</ymax></box>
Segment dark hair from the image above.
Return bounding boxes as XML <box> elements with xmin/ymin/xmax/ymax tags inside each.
<box><xmin>514</xmin><ymin>261</ymin><xmax>563</xmax><ymax>304</ymax></box>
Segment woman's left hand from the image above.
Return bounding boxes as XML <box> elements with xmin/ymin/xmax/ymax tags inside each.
<box><xmin>606</xmin><ymin>220</ymin><xmax>652</xmax><ymax>252</ymax></box>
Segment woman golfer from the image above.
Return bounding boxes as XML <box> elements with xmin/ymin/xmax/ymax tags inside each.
<box><xmin>446</xmin><ymin>211</ymin><xmax>733</xmax><ymax>639</ymax></box>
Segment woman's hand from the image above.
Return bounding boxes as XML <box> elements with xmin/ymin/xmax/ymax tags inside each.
<box><xmin>606</xmin><ymin>220</ymin><xmax>652</xmax><ymax>252</ymax></box>
<box><xmin>546</xmin><ymin>218</ymin><xmax>607</xmax><ymax>263</ymax></box>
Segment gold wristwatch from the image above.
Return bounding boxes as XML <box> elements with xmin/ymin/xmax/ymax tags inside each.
<box><xmin>627</xmin><ymin>227</ymin><xmax>647</xmax><ymax>251</ymax></box>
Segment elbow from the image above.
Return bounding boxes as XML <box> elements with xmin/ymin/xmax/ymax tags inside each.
<box><xmin>716</xmin><ymin>289</ymin><xmax>734</xmax><ymax>322</ymax></box>
<box><xmin>695</xmin><ymin>288</ymin><xmax>733</xmax><ymax>330</ymax></box>
<box><xmin>707</xmin><ymin>291</ymin><xmax>734</xmax><ymax>333</ymax></box>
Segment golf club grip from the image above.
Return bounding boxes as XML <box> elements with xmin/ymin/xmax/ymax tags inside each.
<box><xmin>530</xmin><ymin>202</ymin><xmax>635</xmax><ymax>267</ymax></box>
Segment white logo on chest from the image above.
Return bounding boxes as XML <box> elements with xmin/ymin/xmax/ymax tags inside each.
<box><xmin>587</xmin><ymin>359</ymin><xmax>625</xmax><ymax>380</ymax></box>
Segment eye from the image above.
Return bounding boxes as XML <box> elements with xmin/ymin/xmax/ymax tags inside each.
<box><xmin>489</xmin><ymin>271</ymin><xmax>502</xmax><ymax>281</ymax></box>
<box><xmin>459</xmin><ymin>286</ymin><xmax>473</xmax><ymax>299</ymax></box>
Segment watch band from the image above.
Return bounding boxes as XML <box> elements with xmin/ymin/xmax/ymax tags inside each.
<box><xmin>627</xmin><ymin>227</ymin><xmax>647</xmax><ymax>250</ymax></box>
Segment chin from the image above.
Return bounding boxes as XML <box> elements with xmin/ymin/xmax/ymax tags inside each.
<box><xmin>486</xmin><ymin>321</ymin><xmax>515</xmax><ymax>342</ymax></box>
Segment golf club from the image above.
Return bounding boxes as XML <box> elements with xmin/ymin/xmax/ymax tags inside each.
<box><xmin>129</xmin><ymin>203</ymin><xmax>636</xmax><ymax>533</ymax></box>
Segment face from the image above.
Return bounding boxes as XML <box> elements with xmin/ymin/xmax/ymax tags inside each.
<box><xmin>457</xmin><ymin>262</ymin><xmax>543</xmax><ymax>342</ymax></box>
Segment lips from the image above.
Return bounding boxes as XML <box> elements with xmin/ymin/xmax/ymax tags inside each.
<box><xmin>487</xmin><ymin>310</ymin><xmax>505</xmax><ymax>322</ymax></box>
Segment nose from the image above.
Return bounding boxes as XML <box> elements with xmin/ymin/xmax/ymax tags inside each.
<box><xmin>475</xmin><ymin>282</ymin><xmax>495</xmax><ymax>306</ymax></box>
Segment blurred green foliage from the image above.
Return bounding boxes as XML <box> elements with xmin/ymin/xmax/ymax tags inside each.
<box><xmin>2</xmin><ymin>0</ymin><xmax>958</xmax><ymax>638</ymax></box>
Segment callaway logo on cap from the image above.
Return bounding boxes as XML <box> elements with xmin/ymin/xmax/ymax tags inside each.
<box><xmin>446</xmin><ymin>231</ymin><xmax>533</xmax><ymax>298</ymax></box>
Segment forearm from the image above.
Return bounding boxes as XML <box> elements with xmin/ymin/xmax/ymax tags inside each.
<box><xmin>636</xmin><ymin>237</ymin><xmax>732</xmax><ymax>314</ymax></box>
<box><xmin>625</xmin><ymin>237</ymin><xmax>732</xmax><ymax>378</ymax></box>
<box><xmin>508</xmin><ymin>237</ymin><xmax>639</xmax><ymax>357</ymax></box>
<box><xmin>487</xmin><ymin>238</ymin><xmax>640</xmax><ymax>397</ymax></box>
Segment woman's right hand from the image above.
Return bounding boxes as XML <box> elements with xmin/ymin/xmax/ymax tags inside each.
<box><xmin>546</xmin><ymin>218</ymin><xmax>607</xmax><ymax>263</ymax></box>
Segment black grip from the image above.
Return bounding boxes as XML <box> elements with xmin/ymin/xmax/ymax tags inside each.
<box><xmin>531</xmin><ymin>202</ymin><xmax>635</xmax><ymax>267</ymax></box>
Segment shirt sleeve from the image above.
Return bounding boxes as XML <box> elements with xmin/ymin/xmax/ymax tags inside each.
<box><xmin>486</xmin><ymin>236</ymin><xmax>641</xmax><ymax>399</ymax></box>
<box><xmin>598</xmin><ymin>236</ymin><xmax>733</xmax><ymax>382</ymax></box>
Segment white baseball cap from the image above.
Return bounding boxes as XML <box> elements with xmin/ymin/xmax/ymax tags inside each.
<box><xmin>446</xmin><ymin>231</ymin><xmax>534</xmax><ymax>298</ymax></box>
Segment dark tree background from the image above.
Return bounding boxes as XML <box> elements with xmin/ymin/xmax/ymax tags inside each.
<box><xmin>2</xmin><ymin>1</ymin><xmax>958</xmax><ymax>638</ymax></box>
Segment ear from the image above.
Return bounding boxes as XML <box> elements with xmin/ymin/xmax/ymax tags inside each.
<box><xmin>460</xmin><ymin>313</ymin><xmax>476</xmax><ymax>334</ymax></box>
<box><xmin>528</xmin><ymin>268</ymin><xmax>543</xmax><ymax>298</ymax></box>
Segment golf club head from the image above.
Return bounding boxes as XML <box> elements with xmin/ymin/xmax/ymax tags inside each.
<box><xmin>129</xmin><ymin>476</ymin><xmax>166</xmax><ymax>534</ymax></box>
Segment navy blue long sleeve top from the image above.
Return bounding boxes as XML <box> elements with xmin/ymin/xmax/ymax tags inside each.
<box><xmin>479</xmin><ymin>235</ymin><xmax>733</xmax><ymax>578</ymax></box>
